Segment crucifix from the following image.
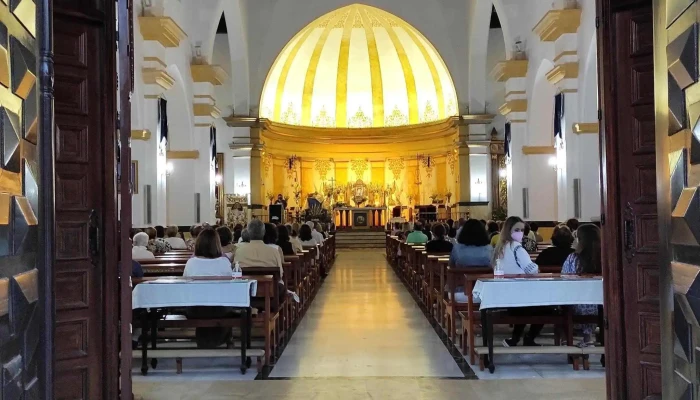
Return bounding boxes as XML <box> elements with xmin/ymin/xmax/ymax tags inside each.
<box><xmin>328</xmin><ymin>177</ymin><xmax>336</xmax><ymax>189</ymax></box>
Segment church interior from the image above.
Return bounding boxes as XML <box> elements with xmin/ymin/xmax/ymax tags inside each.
<box><xmin>5</xmin><ymin>0</ymin><xmax>691</xmax><ymax>397</ymax></box>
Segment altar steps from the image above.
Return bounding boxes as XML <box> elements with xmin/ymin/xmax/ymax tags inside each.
<box><xmin>335</xmin><ymin>231</ymin><xmax>386</xmax><ymax>249</ymax></box>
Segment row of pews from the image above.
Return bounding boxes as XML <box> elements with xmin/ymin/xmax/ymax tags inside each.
<box><xmin>132</xmin><ymin>235</ymin><xmax>336</xmax><ymax>374</ymax></box>
<box><xmin>385</xmin><ymin>235</ymin><xmax>605</xmax><ymax>372</ymax></box>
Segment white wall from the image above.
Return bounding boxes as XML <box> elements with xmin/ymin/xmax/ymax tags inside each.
<box><xmin>245</xmin><ymin>0</ymin><xmax>471</xmax><ymax>113</ymax></box>
<box><xmin>486</xmin><ymin>28</ymin><xmax>506</xmax><ymax>136</ymax></box>
<box><xmin>469</xmin><ymin>154</ymin><xmax>489</xmax><ymax>202</ymax></box>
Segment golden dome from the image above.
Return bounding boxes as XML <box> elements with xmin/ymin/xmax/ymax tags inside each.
<box><xmin>259</xmin><ymin>4</ymin><xmax>459</xmax><ymax>129</ymax></box>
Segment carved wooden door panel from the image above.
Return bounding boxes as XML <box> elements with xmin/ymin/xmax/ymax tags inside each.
<box><xmin>614</xmin><ymin>8</ymin><xmax>662</xmax><ymax>399</ymax></box>
<box><xmin>0</xmin><ymin>1</ymin><xmax>42</xmax><ymax>399</ymax></box>
<box><xmin>660</xmin><ymin>0</ymin><xmax>700</xmax><ymax>398</ymax></box>
<box><xmin>53</xmin><ymin>1</ymin><xmax>118</xmax><ymax>398</ymax></box>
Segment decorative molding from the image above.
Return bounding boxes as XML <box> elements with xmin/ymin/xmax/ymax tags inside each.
<box><xmin>509</xmin><ymin>119</ymin><xmax>527</xmax><ymax>123</ymax></box>
<box><xmin>460</xmin><ymin>114</ymin><xmax>496</xmax><ymax>125</ymax></box>
<box><xmin>224</xmin><ymin>116</ymin><xmax>260</xmax><ymax>127</ymax></box>
<box><xmin>490</xmin><ymin>60</ymin><xmax>529</xmax><ymax>82</ymax></box>
<box><xmin>546</xmin><ymin>62</ymin><xmax>579</xmax><ymax>84</ymax></box>
<box><xmin>553</xmin><ymin>50</ymin><xmax>578</xmax><ymax>63</ymax></box>
<box><xmin>193</xmin><ymin>103</ymin><xmax>221</xmax><ymax>119</ymax></box>
<box><xmin>388</xmin><ymin>158</ymin><xmax>405</xmax><ymax>180</ymax></box>
<box><xmin>138</xmin><ymin>16</ymin><xmax>187</xmax><ymax>47</ymax></box>
<box><xmin>499</xmin><ymin>100</ymin><xmax>528</xmax><ymax>115</ymax></box>
<box><xmin>533</xmin><ymin>9</ymin><xmax>582</xmax><ymax>42</ymax></box>
<box><xmin>314</xmin><ymin>159</ymin><xmax>333</xmax><ymax>178</ymax></box>
<box><xmin>561</xmin><ymin>88</ymin><xmax>578</xmax><ymax>93</ymax></box>
<box><xmin>195</xmin><ymin>123</ymin><xmax>212</xmax><ymax>128</ymax></box>
<box><xmin>190</xmin><ymin>64</ymin><xmax>228</xmax><ymax>85</ymax></box>
<box><xmin>143</xmin><ymin>56</ymin><xmax>167</xmax><ymax>69</ymax></box>
<box><xmin>167</xmin><ymin>150</ymin><xmax>200</xmax><ymax>159</ymax></box>
<box><xmin>351</xmin><ymin>159</ymin><xmax>369</xmax><ymax>177</ymax></box>
<box><xmin>572</xmin><ymin>122</ymin><xmax>599</xmax><ymax>134</ymax></box>
<box><xmin>142</xmin><ymin>68</ymin><xmax>175</xmax><ymax>90</ymax></box>
<box><xmin>522</xmin><ymin>146</ymin><xmax>556</xmax><ymax>155</ymax></box>
<box><xmin>505</xmin><ymin>90</ymin><xmax>527</xmax><ymax>98</ymax></box>
<box><xmin>193</xmin><ymin>94</ymin><xmax>217</xmax><ymax>102</ymax></box>
<box><xmin>131</xmin><ymin>129</ymin><xmax>151</xmax><ymax>141</ymax></box>
<box><xmin>144</xmin><ymin>94</ymin><xmax>160</xmax><ymax>99</ymax></box>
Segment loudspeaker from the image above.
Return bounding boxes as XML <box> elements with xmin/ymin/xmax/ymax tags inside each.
<box><xmin>522</xmin><ymin>188</ymin><xmax>529</xmax><ymax>219</ymax></box>
<box><xmin>573</xmin><ymin>178</ymin><xmax>581</xmax><ymax>219</ymax></box>
<box><xmin>144</xmin><ymin>185</ymin><xmax>152</xmax><ymax>224</ymax></box>
<box><xmin>195</xmin><ymin>193</ymin><xmax>201</xmax><ymax>223</ymax></box>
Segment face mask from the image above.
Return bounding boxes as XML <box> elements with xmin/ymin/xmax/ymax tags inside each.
<box><xmin>511</xmin><ymin>231</ymin><xmax>524</xmax><ymax>243</ymax></box>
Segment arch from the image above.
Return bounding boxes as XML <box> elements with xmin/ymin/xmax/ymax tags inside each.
<box><xmin>163</xmin><ymin>65</ymin><xmax>193</xmax><ymax>149</ymax></box>
<box><xmin>528</xmin><ymin>59</ymin><xmax>557</xmax><ymax>144</ymax></box>
<box><xmin>467</xmin><ymin>0</ymin><xmax>511</xmax><ymax>113</ymax></box>
<box><xmin>580</xmin><ymin>33</ymin><xmax>598</xmax><ymax>122</ymax></box>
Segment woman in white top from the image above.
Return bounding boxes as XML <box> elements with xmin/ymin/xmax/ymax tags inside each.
<box><xmin>493</xmin><ymin>216</ymin><xmax>544</xmax><ymax>347</ymax></box>
<box><xmin>132</xmin><ymin>232</ymin><xmax>155</xmax><ymax>260</ymax></box>
<box><xmin>299</xmin><ymin>224</ymin><xmax>320</xmax><ymax>260</ymax></box>
<box><xmin>287</xmin><ymin>224</ymin><xmax>303</xmax><ymax>254</ymax></box>
<box><xmin>183</xmin><ymin>229</ymin><xmax>232</xmax><ymax>277</ymax></box>
<box><xmin>163</xmin><ymin>226</ymin><xmax>188</xmax><ymax>250</ymax></box>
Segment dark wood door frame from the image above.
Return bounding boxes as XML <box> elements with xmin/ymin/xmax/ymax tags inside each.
<box><xmin>598</xmin><ymin>0</ymin><xmax>662</xmax><ymax>398</ymax></box>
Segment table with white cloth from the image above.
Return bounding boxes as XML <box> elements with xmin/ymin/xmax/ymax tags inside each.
<box><xmin>473</xmin><ymin>276</ymin><xmax>604</xmax><ymax>373</ymax></box>
<box><xmin>132</xmin><ymin>278</ymin><xmax>258</xmax><ymax>374</ymax></box>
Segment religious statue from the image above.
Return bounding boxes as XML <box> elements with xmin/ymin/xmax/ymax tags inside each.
<box><xmin>352</xmin><ymin>180</ymin><xmax>368</xmax><ymax>207</ymax></box>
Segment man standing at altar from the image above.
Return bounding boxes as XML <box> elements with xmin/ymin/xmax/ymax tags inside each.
<box><xmin>275</xmin><ymin>193</ymin><xmax>287</xmax><ymax>209</ymax></box>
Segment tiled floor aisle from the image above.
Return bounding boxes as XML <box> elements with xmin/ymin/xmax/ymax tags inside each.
<box><xmin>270</xmin><ymin>250</ymin><xmax>464</xmax><ymax>378</ymax></box>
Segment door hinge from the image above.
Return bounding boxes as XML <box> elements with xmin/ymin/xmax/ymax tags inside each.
<box><xmin>598</xmin><ymin>109</ymin><xmax>602</xmax><ymax>121</ymax></box>
<box><xmin>600</xmin><ymin>213</ymin><xmax>605</xmax><ymax>226</ymax></box>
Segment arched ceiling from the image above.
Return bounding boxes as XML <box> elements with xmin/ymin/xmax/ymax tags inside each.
<box><xmin>259</xmin><ymin>3</ymin><xmax>458</xmax><ymax>129</ymax></box>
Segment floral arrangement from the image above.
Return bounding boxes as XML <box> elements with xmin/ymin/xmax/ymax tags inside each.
<box><xmin>266</xmin><ymin>191</ymin><xmax>276</xmax><ymax>203</ymax></box>
<box><xmin>292</xmin><ymin>183</ymin><xmax>302</xmax><ymax>205</ymax></box>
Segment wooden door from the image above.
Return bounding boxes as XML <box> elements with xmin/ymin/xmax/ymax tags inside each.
<box><xmin>655</xmin><ymin>0</ymin><xmax>700</xmax><ymax>398</ymax></box>
<box><xmin>598</xmin><ymin>0</ymin><xmax>662</xmax><ymax>398</ymax></box>
<box><xmin>53</xmin><ymin>1</ymin><xmax>119</xmax><ymax>399</ymax></box>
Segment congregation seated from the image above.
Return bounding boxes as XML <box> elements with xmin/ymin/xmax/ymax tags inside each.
<box><xmin>535</xmin><ymin>225</ymin><xmax>575</xmax><ymax>266</ymax></box>
<box><xmin>562</xmin><ymin>224</ymin><xmax>602</xmax><ymax>346</ymax></box>
<box><xmin>425</xmin><ymin>224</ymin><xmax>453</xmax><ymax>253</ymax></box>
<box><xmin>521</xmin><ymin>223</ymin><xmax>538</xmax><ymax>253</ymax></box>
<box><xmin>307</xmin><ymin>221</ymin><xmax>325</xmax><ymax>244</ymax></box>
<box><xmin>495</xmin><ymin>217</ymin><xmax>543</xmax><ymax>347</ymax></box>
<box><xmin>487</xmin><ymin>221</ymin><xmax>500</xmax><ymax>247</ymax></box>
<box><xmin>183</xmin><ymin>229</ymin><xmax>233</xmax><ymax>277</ymax></box>
<box><xmin>164</xmin><ymin>225</ymin><xmax>188</xmax><ymax>249</ymax></box>
<box><xmin>217</xmin><ymin>226</ymin><xmax>236</xmax><ymax>261</ymax></box>
<box><xmin>529</xmin><ymin>221</ymin><xmax>544</xmax><ymax>243</ymax></box>
<box><xmin>187</xmin><ymin>225</ymin><xmax>204</xmax><ymax>251</ymax></box>
<box><xmin>315</xmin><ymin>222</ymin><xmax>328</xmax><ymax>239</ymax></box>
<box><xmin>146</xmin><ymin>226</ymin><xmax>171</xmax><ymax>253</ymax></box>
<box><xmin>449</xmin><ymin>219</ymin><xmax>492</xmax><ymax>267</ymax></box>
<box><xmin>276</xmin><ymin>224</ymin><xmax>296</xmax><ymax>256</ymax></box>
<box><xmin>239</xmin><ymin>229</ymin><xmax>250</xmax><ymax>243</ymax></box>
<box><xmin>566</xmin><ymin>218</ymin><xmax>580</xmax><ymax>242</ymax></box>
<box><xmin>233</xmin><ymin>228</ymin><xmax>242</xmax><ymax>243</ymax></box>
<box><xmin>406</xmin><ymin>222</ymin><xmax>428</xmax><ymax>245</ymax></box>
<box><xmin>132</xmin><ymin>232</ymin><xmax>155</xmax><ymax>260</ymax></box>
<box><xmin>287</xmin><ymin>224</ymin><xmax>303</xmax><ymax>254</ymax></box>
<box><xmin>234</xmin><ymin>219</ymin><xmax>283</xmax><ymax>277</ymax></box>
<box><xmin>264</xmin><ymin>223</ymin><xmax>285</xmax><ymax>260</ymax></box>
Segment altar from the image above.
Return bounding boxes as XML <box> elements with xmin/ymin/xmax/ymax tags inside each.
<box><xmin>334</xmin><ymin>207</ymin><xmax>386</xmax><ymax>230</ymax></box>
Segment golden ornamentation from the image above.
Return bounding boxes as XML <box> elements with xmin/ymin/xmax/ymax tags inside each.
<box><xmin>167</xmin><ymin>150</ymin><xmax>199</xmax><ymax>159</ymax></box>
<box><xmin>315</xmin><ymin>159</ymin><xmax>333</xmax><ymax>179</ymax></box>
<box><xmin>351</xmin><ymin>159</ymin><xmax>369</xmax><ymax>178</ymax></box>
<box><xmin>138</xmin><ymin>16</ymin><xmax>187</xmax><ymax>48</ymax></box>
<box><xmin>446</xmin><ymin>151</ymin><xmax>457</xmax><ymax>175</ymax></box>
<box><xmin>546</xmin><ymin>63</ymin><xmax>579</xmax><ymax>84</ymax></box>
<box><xmin>271</xmin><ymin>24</ymin><xmax>317</xmax><ymax>120</ymax></box>
<box><xmin>281</xmin><ymin>103</ymin><xmax>299</xmax><ymax>125</ymax></box>
<box><xmin>421</xmin><ymin>158</ymin><xmax>434</xmax><ymax>179</ymax></box>
<box><xmin>385</xmin><ymin>106</ymin><xmax>408</xmax><ymax>127</ymax></box>
<box><xmin>312</xmin><ymin>107</ymin><xmax>334</xmax><ymax>127</ymax></box>
<box><xmin>522</xmin><ymin>146</ymin><xmax>556</xmax><ymax>155</ymax></box>
<box><xmin>348</xmin><ymin>108</ymin><xmax>372</xmax><ymax>128</ymax></box>
<box><xmin>498</xmin><ymin>156</ymin><xmax>508</xmax><ymax>211</ymax></box>
<box><xmin>422</xmin><ymin>101</ymin><xmax>438</xmax><ymax>123</ymax></box>
<box><xmin>263</xmin><ymin>153</ymin><xmax>273</xmax><ymax>176</ymax></box>
<box><xmin>191</xmin><ymin>64</ymin><xmax>228</xmax><ymax>85</ymax></box>
<box><xmin>388</xmin><ymin>158</ymin><xmax>405</xmax><ymax>181</ymax></box>
<box><xmin>490</xmin><ymin>60</ymin><xmax>529</xmax><ymax>82</ymax></box>
<box><xmin>533</xmin><ymin>9</ymin><xmax>582</xmax><ymax>42</ymax></box>
<box><xmin>447</xmin><ymin>97</ymin><xmax>458</xmax><ymax>116</ymax></box>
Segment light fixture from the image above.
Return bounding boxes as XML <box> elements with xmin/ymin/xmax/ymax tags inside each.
<box><xmin>499</xmin><ymin>169</ymin><xmax>507</xmax><ymax>178</ymax></box>
<box><xmin>166</xmin><ymin>162</ymin><xmax>174</xmax><ymax>176</ymax></box>
<box><xmin>214</xmin><ymin>174</ymin><xmax>223</xmax><ymax>184</ymax></box>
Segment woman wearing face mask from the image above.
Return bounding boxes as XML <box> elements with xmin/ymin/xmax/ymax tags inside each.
<box><xmin>493</xmin><ymin>216</ymin><xmax>543</xmax><ymax>347</ymax></box>
<box><xmin>492</xmin><ymin>216</ymin><xmax>539</xmax><ymax>275</ymax></box>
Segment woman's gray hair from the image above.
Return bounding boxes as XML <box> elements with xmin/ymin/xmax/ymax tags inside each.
<box><xmin>247</xmin><ymin>219</ymin><xmax>265</xmax><ymax>240</ymax></box>
<box><xmin>241</xmin><ymin>229</ymin><xmax>250</xmax><ymax>243</ymax></box>
<box><xmin>133</xmin><ymin>232</ymin><xmax>149</xmax><ymax>247</ymax></box>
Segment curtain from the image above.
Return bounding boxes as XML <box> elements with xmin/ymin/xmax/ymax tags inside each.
<box><xmin>504</xmin><ymin>122</ymin><xmax>511</xmax><ymax>158</ymax></box>
<box><xmin>554</xmin><ymin>93</ymin><xmax>564</xmax><ymax>139</ymax></box>
<box><xmin>158</xmin><ymin>98</ymin><xmax>168</xmax><ymax>147</ymax></box>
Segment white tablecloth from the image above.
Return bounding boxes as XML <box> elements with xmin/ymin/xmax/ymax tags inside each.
<box><xmin>132</xmin><ymin>279</ymin><xmax>258</xmax><ymax>309</ymax></box>
<box><xmin>473</xmin><ymin>277</ymin><xmax>603</xmax><ymax>310</ymax></box>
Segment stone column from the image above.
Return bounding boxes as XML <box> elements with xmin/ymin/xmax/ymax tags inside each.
<box><xmin>455</xmin><ymin>125</ymin><xmax>471</xmax><ymax>218</ymax></box>
<box><xmin>249</xmin><ymin>127</ymin><xmax>264</xmax><ymax>218</ymax></box>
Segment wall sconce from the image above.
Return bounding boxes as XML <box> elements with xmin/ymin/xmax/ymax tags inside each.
<box><xmin>215</xmin><ymin>174</ymin><xmax>223</xmax><ymax>184</ymax></box>
<box><xmin>166</xmin><ymin>162</ymin><xmax>174</xmax><ymax>176</ymax></box>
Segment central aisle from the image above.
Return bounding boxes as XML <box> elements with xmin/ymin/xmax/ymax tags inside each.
<box><xmin>270</xmin><ymin>250</ymin><xmax>465</xmax><ymax>378</ymax></box>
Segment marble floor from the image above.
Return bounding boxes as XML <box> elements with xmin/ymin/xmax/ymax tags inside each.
<box><xmin>133</xmin><ymin>249</ymin><xmax>606</xmax><ymax>399</ymax></box>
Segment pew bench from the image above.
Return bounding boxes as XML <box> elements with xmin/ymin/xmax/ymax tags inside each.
<box><xmin>132</xmin><ymin>348</ymin><xmax>265</xmax><ymax>374</ymax></box>
<box><xmin>474</xmin><ymin>345</ymin><xmax>605</xmax><ymax>372</ymax></box>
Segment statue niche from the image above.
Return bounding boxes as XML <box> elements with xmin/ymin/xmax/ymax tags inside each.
<box><xmin>352</xmin><ymin>180</ymin><xmax>367</xmax><ymax>207</ymax></box>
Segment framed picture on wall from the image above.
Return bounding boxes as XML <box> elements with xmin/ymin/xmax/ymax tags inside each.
<box><xmin>131</xmin><ymin>160</ymin><xmax>139</xmax><ymax>194</ymax></box>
